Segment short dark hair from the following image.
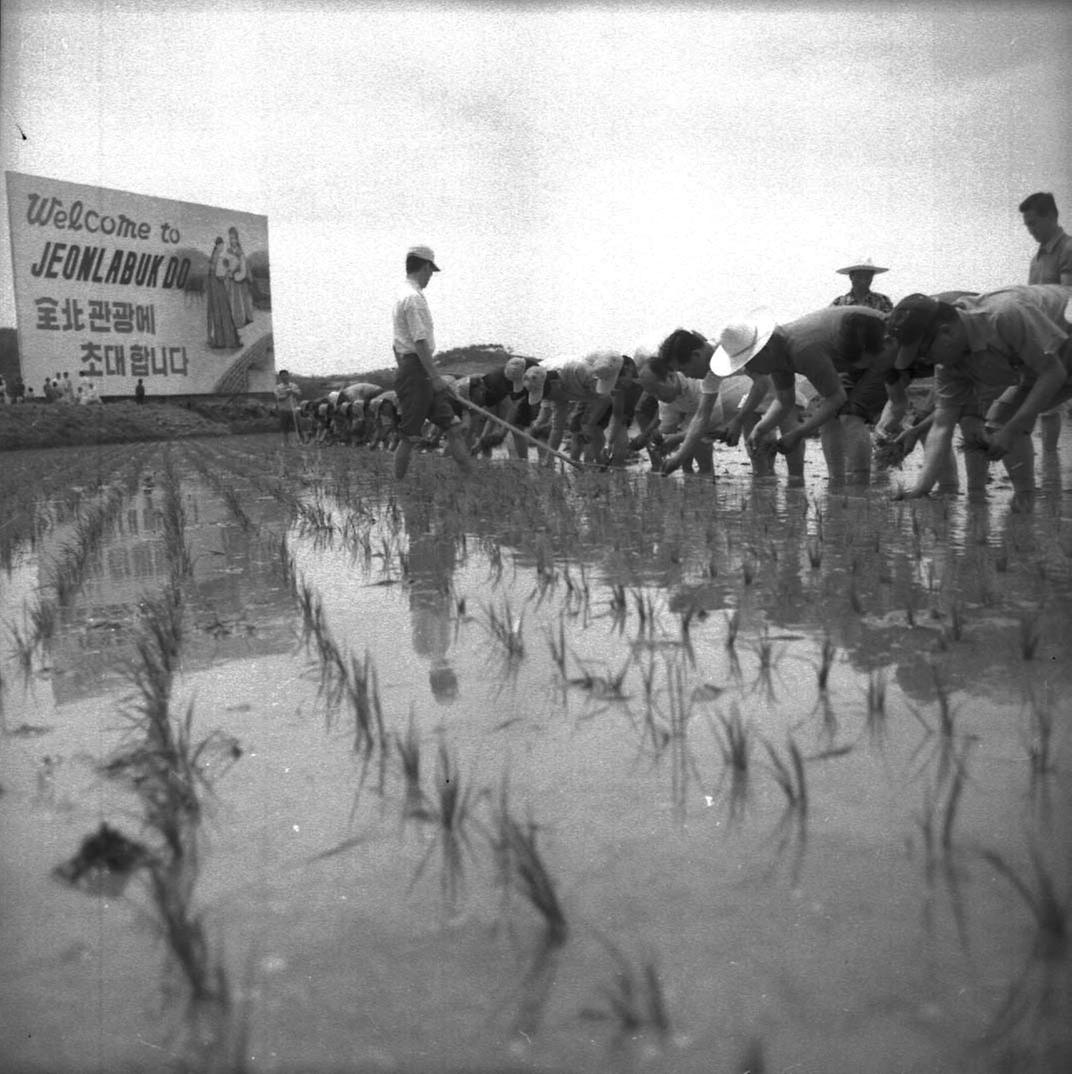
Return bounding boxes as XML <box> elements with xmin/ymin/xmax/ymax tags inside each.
<box><xmin>1019</xmin><ymin>191</ymin><xmax>1058</xmax><ymax>217</ymax></box>
<box><xmin>637</xmin><ymin>352</ymin><xmax>673</xmax><ymax>382</ymax></box>
<box><xmin>658</xmin><ymin>328</ymin><xmax>707</xmax><ymax>370</ymax></box>
<box><xmin>406</xmin><ymin>254</ymin><xmax>432</xmax><ymax>274</ymax></box>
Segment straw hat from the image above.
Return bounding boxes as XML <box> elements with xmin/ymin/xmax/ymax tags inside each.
<box><xmin>836</xmin><ymin>257</ymin><xmax>888</xmax><ymax>275</ymax></box>
<box><xmin>709</xmin><ymin>307</ymin><xmax>778</xmax><ymax>376</ymax></box>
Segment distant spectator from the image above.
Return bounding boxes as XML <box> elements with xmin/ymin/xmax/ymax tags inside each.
<box><xmin>135</xmin><ymin>378</ymin><xmax>146</xmax><ymax>405</ymax></box>
<box><xmin>831</xmin><ymin>258</ymin><xmax>893</xmax><ymax>314</ymax></box>
<box><xmin>25</xmin><ymin>386</ymin><xmax>35</xmax><ymax>403</ymax></box>
<box><xmin>61</xmin><ymin>371</ymin><xmax>74</xmax><ymax>403</ymax></box>
<box><xmin>0</xmin><ymin>375</ymin><xmax>7</xmax><ymax>404</ymax></box>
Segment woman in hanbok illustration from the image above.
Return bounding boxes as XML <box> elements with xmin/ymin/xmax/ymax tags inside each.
<box><xmin>226</xmin><ymin>226</ymin><xmax>255</xmax><ymax>328</ymax></box>
<box><xmin>207</xmin><ymin>237</ymin><xmax>241</xmax><ymax>349</ymax></box>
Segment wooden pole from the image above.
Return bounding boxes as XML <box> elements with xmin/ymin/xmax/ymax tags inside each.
<box><xmin>453</xmin><ymin>393</ymin><xmax>587</xmax><ymax>470</ymax></box>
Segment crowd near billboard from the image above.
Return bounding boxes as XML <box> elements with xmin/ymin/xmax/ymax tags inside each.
<box><xmin>5</xmin><ymin>172</ymin><xmax>275</xmax><ymax>397</ymax></box>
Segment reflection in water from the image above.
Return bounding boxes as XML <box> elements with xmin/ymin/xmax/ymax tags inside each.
<box><xmin>1</xmin><ymin>435</ymin><xmax>1071</xmax><ymax>1073</ymax></box>
<box><xmin>397</xmin><ymin>491</ymin><xmax>460</xmax><ymax>705</ymax></box>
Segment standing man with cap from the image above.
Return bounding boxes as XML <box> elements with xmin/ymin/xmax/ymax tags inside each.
<box><xmin>887</xmin><ymin>284</ymin><xmax>1072</xmax><ymax>510</ymax></box>
<box><xmin>831</xmin><ymin>258</ymin><xmax>893</xmax><ymax>314</ymax></box>
<box><xmin>1019</xmin><ymin>192</ymin><xmax>1072</xmax><ymax>451</ymax></box>
<box><xmin>392</xmin><ymin>245</ymin><xmax>472</xmax><ymax>480</ymax></box>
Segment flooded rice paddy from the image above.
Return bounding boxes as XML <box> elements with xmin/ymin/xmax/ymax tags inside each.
<box><xmin>1</xmin><ymin>433</ymin><xmax>1070</xmax><ymax>1074</ymax></box>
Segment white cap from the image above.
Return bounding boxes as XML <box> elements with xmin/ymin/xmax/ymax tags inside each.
<box><xmin>407</xmin><ymin>245</ymin><xmax>440</xmax><ymax>271</ymax></box>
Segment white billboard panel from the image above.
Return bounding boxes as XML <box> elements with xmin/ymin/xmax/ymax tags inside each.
<box><xmin>5</xmin><ymin>172</ymin><xmax>274</xmax><ymax>397</ymax></box>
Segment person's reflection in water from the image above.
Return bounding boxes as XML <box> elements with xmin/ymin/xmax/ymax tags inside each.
<box><xmin>398</xmin><ymin>493</ymin><xmax>459</xmax><ymax>705</ymax></box>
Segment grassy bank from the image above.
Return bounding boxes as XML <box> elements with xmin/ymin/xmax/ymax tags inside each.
<box><xmin>0</xmin><ymin>399</ymin><xmax>277</xmax><ymax>452</ymax></box>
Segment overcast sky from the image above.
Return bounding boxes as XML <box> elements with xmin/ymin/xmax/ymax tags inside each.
<box><xmin>2</xmin><ymin>0</ymin><xmax>1070</xmax><ymax>375</ymax></box>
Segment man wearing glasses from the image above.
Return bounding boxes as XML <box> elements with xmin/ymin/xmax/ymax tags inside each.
<box><xmin>887</xmin><ymin>284</ymin><xmax>1072</xmax><ymax>509</ymax></box>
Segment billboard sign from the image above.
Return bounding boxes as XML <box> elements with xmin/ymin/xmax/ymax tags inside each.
<box><xmin>5</xmin><ymin>172</ymin><xmax>274</xmax><ymax>397</ymax></box>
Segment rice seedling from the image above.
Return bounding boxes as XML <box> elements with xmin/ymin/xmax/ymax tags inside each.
<box><xmin>762</xmin><ymin>734</ymin><xmax>808</xmax><ymax>819</ymax></box>
<box><xmin>949</xmin><ymin>601</ymin><xmax>964</xmax><ymax>642</ymax></box>
<box><xmin>751</xmin><ymin>627</ymin><xmax>779</xmax><ymax>699</ymax></box>
<box><xmin>632</xmin><ymin>589</ymin><xmax>656</xmax><ymax>638</ymax></box>
<box><xmin>742</xmin><ymin>554</ymin><xmax>756</xmax><ymax>586</ymax></box>
<box><xmin>342</xmin><ymin>649</ymin><xmax>387</xmax><ymax>755</ymax></box>
<box><xmin>725</xmin><ymin>608</ymin><xmax>740</xmax><ymax>651</ymax></box>
<box><xmin>580</xmin><ymin>939</ymin><xmax>672</xmax><ymax>1051</ymax></box>
<box><xmin>546</xmin><ymin>614</ymin><xmax>570</xmax><ymax>680</ymax></box>
<box><xmin>491</xmin><ymin>800</ymin><xmax>568</xmax><ymax>950</ymax></box>
<box><xmin>7</xmin><ymin>620</ymin><xmax>36</xmax><ymax>681</ymax></box>
<box><xmin>816</xmin><ymin>633</ymin><xmax>836</xmax><ymax>693</ymax></box>
<box><xmin>709</xmin><ymin>703</ymin><xmax>753</xmax><ymax>822</ymax></box>
<box><xmin>1019</xmin><ymin>608</ymin><xmax>1042</xmax><ymax>660</ymax></box>
<box><xmin>395</xmin><ymin>708</ymin><xmax>427</xmax><ymax>821</ymax></box>
<box><xmin>483</xmin><ymin>595</ymin><xmax>527</xmax><ymax>661</ymax></box>
<box><xmin>409</xmin><ymin>739</ymin><xmax>477</xmax><ymax>911</ymax></box>
<box><xmin>939</xmin><ymin>737</ymin><xmax>973</xmax><ymax>853</ymax></box>
<box><xmin>1022</xmin><ymin>684</ymin><xmax>1056</xmax><ymax>777</ymax></box>
<box><xmin>978</xmin><ymin>845</ymin><xmax>1068</xmax><ymax>958</ymax></box>
<box><xmin>849</xmin><ymin>578</ymin><xmax>864</xmax><ymax>615</ymax></box>
<box><xmin>865</xmin><ymin>668</ymin><xmax>888</xmax><ymax>743</ymax></box>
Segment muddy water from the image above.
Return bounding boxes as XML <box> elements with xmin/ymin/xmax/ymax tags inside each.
<box><xmin>1</xmin><ymin>435</ymin><xmax>1070</xmax><ymax>1074</ymax></box>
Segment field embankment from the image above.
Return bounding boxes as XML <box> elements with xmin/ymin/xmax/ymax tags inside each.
<box><xmin>0</xmin><ymin>399</ymin><xmax>277</xmax><ymax>452</ymax></box>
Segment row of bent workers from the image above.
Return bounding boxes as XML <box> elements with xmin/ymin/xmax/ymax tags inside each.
<box><xmin>297</xmin><ymin>284</ymin><xmax>1072</xmax><ymax>508</ymax></box>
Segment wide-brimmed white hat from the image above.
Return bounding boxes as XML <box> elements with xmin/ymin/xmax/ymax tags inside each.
<box><xmin>589</xmin><ymin>351</ymin><xmax>624</xmax><ymax>395</ymax></box>
<box><xmin>522</xmin><ymin>365</ymin><xmax>547</xmax><ymax>406</ymax></box>
<box><xmin>503</xmin><ymin>356</ymin><xmax>528</xmax><ymax>388</ymax></box>
<box><xmin>709</xmin><ymin>307</ymin><xmax>777</xmax><ymax>376</ymax></box>
<box><xmin>836</xmin><ymin>257</ymin><xmax>888</xmax><ymax>275</ymax></box>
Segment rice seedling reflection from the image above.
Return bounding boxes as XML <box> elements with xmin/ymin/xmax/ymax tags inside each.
<box><xmin>409</xmin><ymin>739</ymin><xmax>479</xmax><ymax>911</ymax></box>
<box><xmin>976</xmin><ymin>845</ymin><xmax>1070</xmax><ymax>1062</ymax></box>
<box><xmin>708</xmin><ymin>703</ymin><xmax>753</xmax><ymax>823</ymax></box>
<box><xmin>580</xmin><ymin>938</ymin><xmax>673</xmax><ymax>1054</ymax></box>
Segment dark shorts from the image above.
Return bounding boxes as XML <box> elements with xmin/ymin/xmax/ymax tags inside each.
<box><xmin>395</xmin><ymin>353</ymin><xmax>459</xmax><ymax>438</ymax></box>
<box><xmin>278</xmin><ymin>409</ymin><xmax>295</xmax><ymax>432</ymax></box>
<box><xmin>838</xmin><ymin>365</ymin><xmax>890</xmax><ymax>423</ymax></box>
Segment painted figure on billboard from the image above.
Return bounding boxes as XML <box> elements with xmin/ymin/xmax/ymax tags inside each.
<box><xmin>7</xmin><ymin>172</ymin><xmax>274</xmax><ymax>396</ymax></box>
<box><xmin>225</xmin><ymin>226</ymin><xmax>255</xmax><ymax>329</ymax></box>
<box><xmin>207</xmin><ymin>237</ymin><xmax>240</xmax><ymax>349</ymax></box>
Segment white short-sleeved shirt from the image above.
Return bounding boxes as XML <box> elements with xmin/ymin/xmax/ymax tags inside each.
<box><xmin>393</xmin><ymin>279</ymin><xmax>435</xmax><ymax>356</ymax></box>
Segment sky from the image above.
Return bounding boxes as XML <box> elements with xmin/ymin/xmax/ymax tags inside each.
<box><xmin>1</xmin><ymin>0</ymin><xmax>1070</xmax><ymax>376</ymax></box>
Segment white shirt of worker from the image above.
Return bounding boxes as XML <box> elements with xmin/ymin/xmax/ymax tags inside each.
<box><xmin>393</xmin><ymin>279</ymin><xmax>435</xmax><ymax>357</ymax></box>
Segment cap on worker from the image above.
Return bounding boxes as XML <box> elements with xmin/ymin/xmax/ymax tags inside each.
<box><xmin>503</xmin><ymin>356</ymin><xmax>528</xmax><ymax>389</ymax></box>
<box><xmin>709</xmin><ymin>307</ymin><xmax>777</xmax><ymax>376</ymax></box>
<box><xmin>589</xmin><ymin>351</ymin><xmax>624</xmax><ymax>395</ymax></box>
<box><xmin>407</xmin><ymin>245</ymin><xmax>440</xmax><ymax>271</ymax></box>
<box><xmin>836</xmin><ymin>257</ymin><xmax>888</xmax><ymax>275</ymax></box>
<box><xmin>888</xmin><ymin>293</ymin><xmax>941</xmax><ymax>369</ymax></box>
<box><xmin>522</xmin><ymin>365</ymin><xmax>547</xmax><ymax>406</ymax></box>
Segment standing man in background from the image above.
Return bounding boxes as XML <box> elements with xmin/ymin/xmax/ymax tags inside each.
<box><xmin>392</xmin><ymin>245</ymin><xmax>472</xmax><ymax>480</ymax></box>
<box><xmin>1020</xmin><ymin>191</ymin><xmax>1072</xmax><ymax>451</ymax></box>
<box><xmin>830</xmin><ymin>258</ymin><xmax>893</xmax><ymax>314</ymax></box>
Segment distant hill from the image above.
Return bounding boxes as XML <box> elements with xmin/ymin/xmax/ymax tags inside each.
<box><xmin>291</xmin><ymin>344</ymin><xmax>535</xmax><ymax>399</ymax></box>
